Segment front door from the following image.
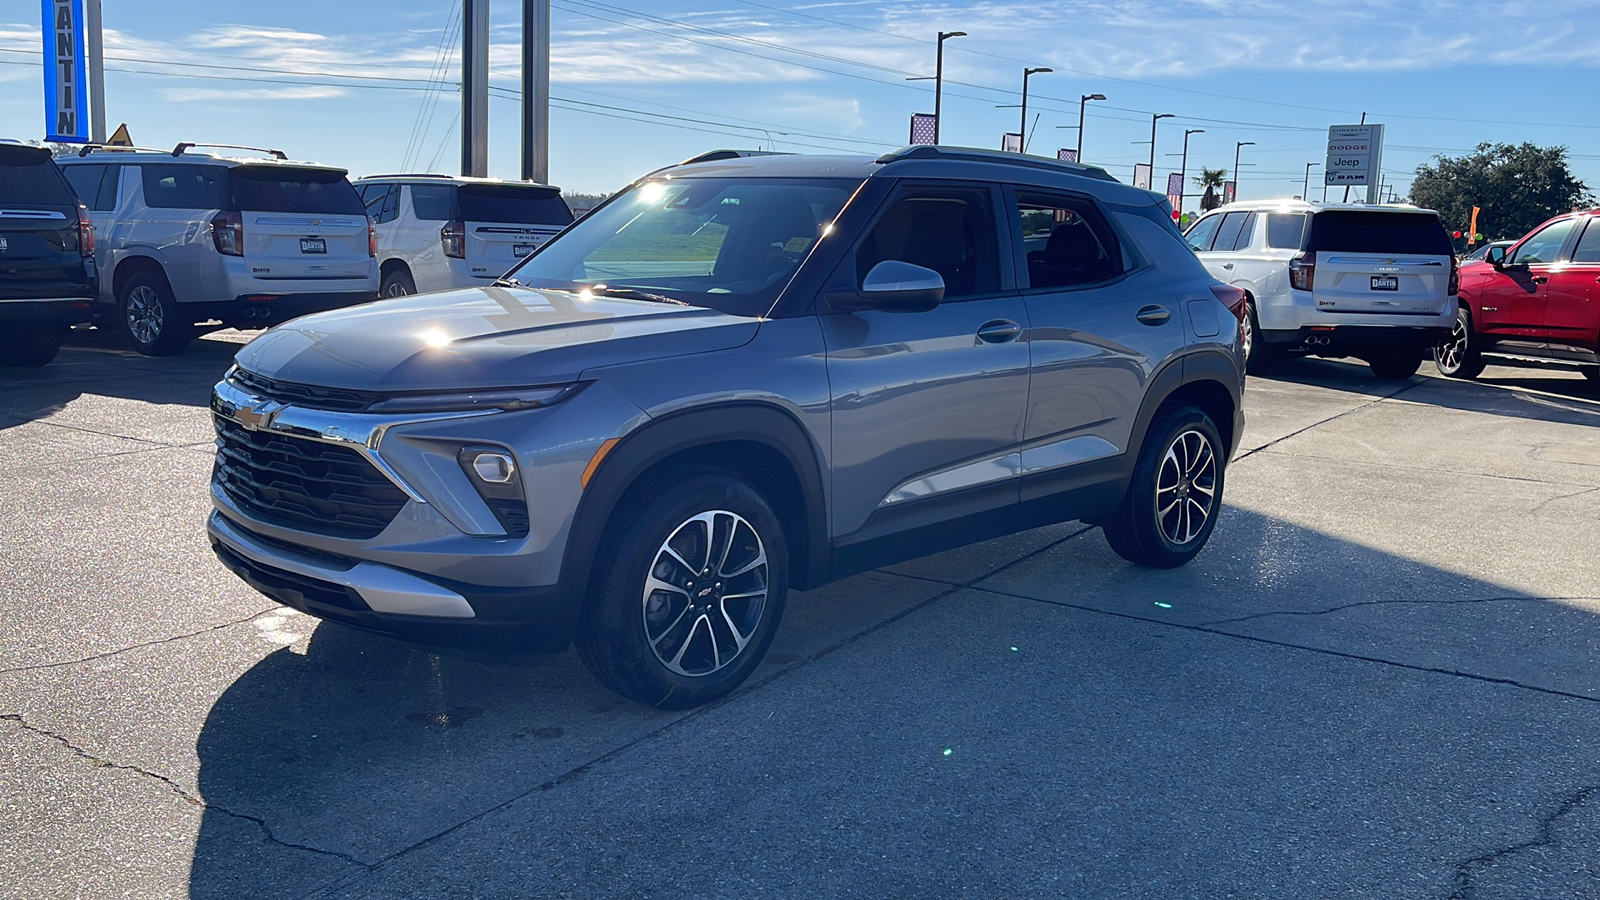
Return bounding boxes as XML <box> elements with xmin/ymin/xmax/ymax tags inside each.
<box><xmin>1540</xmin><ymin>216</ymin><xmax>1600</xmax><ymax>349</ymax></box>
<box><xmin>1478</xmin><ymin>217</ymin><xmax>1579</xmax><ymax>336</ymax></box>
<box><xmin>819</xmin><ymin>182</ymin><xmax>1030</xmax><ymax>539</ymax></box>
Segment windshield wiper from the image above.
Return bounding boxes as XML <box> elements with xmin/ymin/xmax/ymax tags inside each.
<box><xmin>492</xmin><ymin>276</ymin><xmax>523</xmax><ymax>287</ymax></box>
<box><xmin>588</xmin><ymin>286</ymin><xmax>691</xmax><ymax>306</ymax></box>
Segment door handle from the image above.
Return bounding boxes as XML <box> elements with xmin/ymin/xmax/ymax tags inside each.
<box><xmin>1532</xmin><ymin>275</ymin><xmax>1549</xmax><ymax>284</ymax></box>
<box><xmin>976</xmin><ymin>320</ymin><xmax>1022</xmax><ymax>343</ymax></box>
<box><xmin>1221</xmin><ymin>263</ymin><xmax>1235</xmax><ymax>270</ymax></box>
<box><xmin>1135</xmin><ymin>305</ymin><xmax>1171</xmax><ymax>326</ymax></box>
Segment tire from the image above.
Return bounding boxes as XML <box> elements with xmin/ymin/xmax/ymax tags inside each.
<box><xmin>1433</xmin><ymin>306</ymin><xmax>1484</xmax><ymax>380</ymax></box>
<box><xmin>1241</xmin><ymin>297</ymin><xmax>1280</xmax><ymax>376</ymax></box>
<box><xmin>1583</xmin><ymin>368</ymin><xmax>1599</xmax><ymax>385</ymax></box>
<box><xmin>118</xmin><ymin>271</ymin><xmax>192</xmax><ymax>356</ymax></box>
<box><xmin>1103</xmin><ymin>404</ymin><xmax>1225</xmax><ymax>569</ymax></box>
<box><xmin>0</xmin><ymin>324</ymin><xmax>66</xmax><ymax>367</ymax></box>
<box><xmin>381</xmin><ymin>267</ymin><xmax>416</xmax><ymax>298</ymax></box>
<box><xmin>1368</xmin><ymin>353</ymin><xmax>1422</xmax><ymax>380</ymax></box>
<box><xmin>576</xmin><ymin>472</ymin><xmax>789</xmax><ymax>709</ymax></box>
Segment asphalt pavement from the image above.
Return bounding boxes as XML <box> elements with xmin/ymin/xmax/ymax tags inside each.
<box><xmin>4</xmin><ymin>331</ymin><xmax>1600</xmax><ymax>899</ymax></box>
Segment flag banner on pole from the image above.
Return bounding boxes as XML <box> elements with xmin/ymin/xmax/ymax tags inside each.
<box><xmin>909</xmin><ymin>113</ymin><xmax>937</xmax><ymax>146</ymax></box>
<box><xmin>1165</xmin><ymin>172</ymin><xmax>1183</xmax><ymax>213</ymax></box>
<box><xmin>42</xmin><ymin>0</ymin><xmax>88</xmax><ymax>142</ymax></box>
<box><xmin>1133</xmin><ymin>163</ymin><xmax>1152</xmax><ymax>190</ymax></box>
<box><xmin>1056</xmin><ymin>148</ymin><xmax>1078</xmax><ymax>163</ymax></box>
<box><xmin>1223</xmin><ymin>181</ymin><xmax>1236</xmax><ymax>205</ymax></box>
<box><xmin>1001</xmin><ymin>133</ymin><xmax>1022</xmax><ymax>153</ymax></box>
<box><xmin>1468</xmin><ymin>206</ymin><xmax>1481</xmax><ymax>245</ymax></box>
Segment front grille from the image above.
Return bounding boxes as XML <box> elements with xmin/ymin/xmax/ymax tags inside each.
<box><xmin>229</xmin><ymin>368</ymin><xmax>382</xmax><ymax>413</ymax></box>
<box><xmin>213</xmin><ymin>416</ymin><xmax>409</xmax><ymax>540</ymax></box>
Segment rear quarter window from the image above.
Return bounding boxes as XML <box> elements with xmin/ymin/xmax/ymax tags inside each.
<box><xmin>1264</xmin><ymin>213</ymin><xmax>1308</xmax><ymax>249</ymax></box>
<box><xmin>1308</xmin><ymin>211</ymin><xmax>1452</xmax><ymax>255</ymax></box>
<box><xmin>140</xmin><ymin>164</ymin><xmax>229</xmax><ymax>210</ymax></box>
<box><xmin>230</xmin><ymin>167</ymin><xmax>364</xmax><ymax>215</ymax></box>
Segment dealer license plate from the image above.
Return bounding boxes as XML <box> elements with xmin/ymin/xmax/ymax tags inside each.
<box><xmin>1370</xmin><ymin>275</ymin><xmax>1399</xmax><ymax>291</ymax></box>
<box><xmin>514</xmin><ymin>243</ymin><xmax>536</xmax><ymax>257</ymax></box>
<box><xmin>300</xmin><ymin>238</ymin><xmax>327</xmax><ymax>254</ymax></box>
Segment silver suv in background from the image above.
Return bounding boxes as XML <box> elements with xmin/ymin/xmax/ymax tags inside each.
<box><xmin>208</xmin><ymin>147</ymin><xmax>1245</xmax><ymax>708</ymax></box>
<box><xmin>1185</xmin><ymin>200</ymin><xmax>1457</xmax><ymax>378</ymax></box>
<box><xmin>58</xmin><ymin>144</ymin><xmax>378</xmax><ymax>355</ymax></box>
<box><xmin>353</xmin><ymin>175</ymin><xmax>573</xmax><ymax>297</ymax></box>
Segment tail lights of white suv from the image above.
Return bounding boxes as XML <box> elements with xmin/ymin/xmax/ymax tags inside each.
<box><xmin>1448</xmin><ymin>256</ymin><xmax>1460</xmax><ymax>296</ymax></box>
<box><xmin>441</xmin><ymin>220</ymin><xmax>466</xmax><ymax>259</ymax></box>
<box><xmin>211</xmin><ymin>210</ymin><xmax>244</xmax><ymax>257</ymax></box>
<box><xmin>1288</xmin><ymin>251</ymin><xmax>1316</xmax><ymax>291</ymax></box>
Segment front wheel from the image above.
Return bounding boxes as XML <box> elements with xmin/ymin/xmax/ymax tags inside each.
<box><xmin>1103</xmin><ymin>405</ymin><xmax>1225</xmax><ymax>568</ymax></box>
<box><xmin>1368</xmin><ymin>353</ymin><xmax>1422</xmax><ymax>380</ymax></box>
<box><xmin>1434</xmin><ymin>306</ymin><xmax>1485</xmax><ymax>380</ymax></box>
<box><xmin>576</xmin><ymin>473</ymin><xmax>788</xmax><ymax>709</ymax></box>
<box><xmin>0</xmin><ymin>324</ymin><xmax>66</xmax><ymax>367</ymax></box>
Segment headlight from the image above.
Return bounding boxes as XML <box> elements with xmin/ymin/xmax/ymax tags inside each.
<box><xmin>366</xmin><ymin>385</ymin><xmax>578</xmax><ymax>415</ymax></box>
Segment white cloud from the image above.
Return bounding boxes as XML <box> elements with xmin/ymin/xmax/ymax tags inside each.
<box><xmin>161</xmin><ymin>86</ymin><xmax>346</xmax><ymax>102</ymax></box>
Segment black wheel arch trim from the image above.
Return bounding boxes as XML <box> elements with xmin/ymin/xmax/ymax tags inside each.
<box><xmin>1129</xmin><ymin>350</ymin><xmax>1244</xmax><ymax>463</ymax></box>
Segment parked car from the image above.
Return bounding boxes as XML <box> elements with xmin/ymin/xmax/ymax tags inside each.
<box><xmin>1461</xmin><ymin>240</ymin><xmax>1513</xmax><ymax>263</ymax></box>
<box><xmin>0</xmin><ymin>143</ymin><xmax>95</xmax><ymax>367</ymax></box>
<box><xmin>1185</xmin><ymin>200</ymin><xmax>1457</xmax><ymax>378</ymax></box>
<box><xmin>207</xmin><ymin>146</ymin><xmax>1245</xmax><ymax>708</ymax></box>
<box><xmin>1435</xmin><ymin>209</ymin><xmax>1600</xmax><ymax>384</ymax></box>
<box><xmin>57</xmin><ymin>144</ymin><xmax>378</xmax><ymax>356</ymax></box>
<box><xmin>352</xmin><ymin>175</ymin><xmax>573</xmax><ymax>296</ymax></box>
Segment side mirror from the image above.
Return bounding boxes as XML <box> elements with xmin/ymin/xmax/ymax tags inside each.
<box><xmin>829</xmin><ymin>260</ymin><xmax>945</xmax><ymax>312</ymax></box>
<box><xmin>1485</xmin><ymin>246</ymin><xmax>1508</xmax><ymax>268</ymax></box>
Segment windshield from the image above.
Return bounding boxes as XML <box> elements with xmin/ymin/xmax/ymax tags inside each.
<box><xmin>504</xmin><ymin>176</ymin><xmax>857</xmax><ymax>317</ymax></box>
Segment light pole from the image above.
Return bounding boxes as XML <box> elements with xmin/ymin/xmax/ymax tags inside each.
<box><xmin>1149</xmin><ymin>113</ymin><xmax>1173</xmax><ymax>181</ymax></box>
<box><xmin>1178</xmin><ymin>128</ymin><xmax>1203</xmax><ymax>217</ymax></box>
<box><xmin>934</xmin><ymin>31</ymin><xmax>964</xmax><ymax>144</ymax></box>
<box><xmin>1232</xmin><ymin>141</ymin><xmax>1254</xmax><ymax>203</ymax></box>
<box><xmin>1020</xmin><ymin>67</ymin><xmax>1052</xmax><ymax>152</ymax></box>
<box><xmin>1076</xmin><ymin>93</ymin><xmax>1105</xmax><ymax>162</ymax></box>
<box><xmin>1303</xmin><ymin>162</ymin><xmax>1320</xmax><ymax>200</ymax></box>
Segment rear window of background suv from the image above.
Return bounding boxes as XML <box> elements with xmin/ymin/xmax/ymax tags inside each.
<box><xmin>0</xmin><ymin>158</ymin><xmax>75</xmax><ymax>206</ymax></box>
<box><xmin>1307</xmin><ymin>211</ymin><xmax>1453</xmax><ymax>256</ymax></box>
<box><xmin>138</xmin><ymin>163</ymin><xmax>363</xmax><ymax>215</ymax></box>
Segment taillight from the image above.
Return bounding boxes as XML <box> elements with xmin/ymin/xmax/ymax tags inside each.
<box><xmin>441</xmin><ymin>220</ymin><xmax>465</xmax><ymax>259</ymax></box>
<box><xmin>1288</xmin><ymin>251</ymin><xmax>1316</xmax><ymax>291</ymax></box>
<box><xmin>76</xmin><ymin>204</ymin><xmax>94</xmax><ymax>257</ymax></box>
<box><xmin>1448</xmin><ymin>257</ymin><xmax>1460</xmax><ymax>296</ymax></box>
<box><xmin>211</xmin><ymin>210</ymin><xmax>243</xmax><ymax>257</ymax></box>
<box><xmin>367</xmin><ymin>217</ymin><xmax>378</xmax><ymax>258</ymax></box>
<box><xmin>1209</xmin><ymin>283</ymin><xmax>1248</xmax><ymax>321</ymax></box>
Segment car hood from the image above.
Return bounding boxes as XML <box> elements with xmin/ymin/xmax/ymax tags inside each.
<box><xmin>232</xmin><ymin>286</ymin><xmax>761</xmax><ymax>391</ymax></box>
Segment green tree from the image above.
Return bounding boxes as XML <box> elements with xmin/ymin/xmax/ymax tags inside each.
<box><xmin>1193</xmin><ymin>167</ymin><xmax>1228</xmax><ymax>212</ymax></box>
<box><xmin>1408</xmin><ymin>142</ymin><xmax>1592</xmax><ymax>242</ymax></box>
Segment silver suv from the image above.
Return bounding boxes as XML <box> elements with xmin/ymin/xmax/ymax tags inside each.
<box><xmin>58</xmin><ymin>144</ymin><xmax>378</xmax><ymax>355</ymax></box>
<box><xmin>208</xmin><ymin>147</ymin><xmax>1245</xmax><ymax>708</ymax></box>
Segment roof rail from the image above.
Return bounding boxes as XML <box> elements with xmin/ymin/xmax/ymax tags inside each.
<box><xmin>875</xmin><ymin>145</ymin><xmax>1118</xmax><ymax>183</ymax></box>
<box><xmin>75</xmin><ymin>144</ymin><xmax>167</xmax><ymax>157</ymax></box>
<box><xmin>172</xmin><ymin>142</ymin><xmax>288</xmax><ymax>160</ymax></box>
<box><xmin>356</xmin><ymin>173</ymin><xmax>456</xmax><ymax>180</ymax></box>
<box><xmin>677</xmin><ymin>149</ymin><xmax>796</xmax><ymax>166</ymax></box>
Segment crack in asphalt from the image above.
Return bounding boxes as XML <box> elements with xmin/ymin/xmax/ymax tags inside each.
<box><xmin>1198</xmin><ymin>595</ymin><xmax>1600</xmax><ymax>628</ymax></box>
<box><xmin>0</xmin><ymin>712</ymin><xmax>372</xmax><ymax>873</ymax></box>
<box><xmin>299</xmin><ymin>526</ymin><xmax>1100</xmax><ymax>898</ymax></box>
<box><xmin>1530</xmin><ymin>485</ymin><xmax>1600</xmax><ymax>514</ymax></box>
<box><xmin>0</xmin><ymin>607</ymin><xmax>281</xmax><ymax>677</ymax></box>
<box><xmin>1233</xmin><ymin>379</ymin><xmax>1421</xmax><ymax>462</ymax></box>
<box><xmin>1448</xmin><ymin>785</ymin><xmax>1598</xmax><ymax>899</ymax></box>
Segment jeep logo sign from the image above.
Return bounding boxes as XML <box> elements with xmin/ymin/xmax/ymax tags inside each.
<box><xmin>42</xmin><ymin>0</ymin><xmax>88</xmax><ymax>142</ymax></box>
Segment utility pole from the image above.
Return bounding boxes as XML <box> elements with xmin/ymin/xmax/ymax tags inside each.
<box><xmin>1233</xmin><ymin>141</ymin><xmax>1254</xmax><ymax>201</ymax></box>
<box><xmin>1019</xmin><ymin>67</ymin><xmax>1051</xmax><ymax>153</ymax></box>
<box><xmin>1178</xmin><ymin>129</ymin><xmax>1203</xmax><ymax>217</ymax></box>
<box><xmin>461</xmin><ymin>0</ymin><xmax>490</xmax><ymax>178</ymax></box>
<box><xmin>1303</xmin><ymin>162</ymin><xmax>1320</xmax><ymax>200</ymax></box>
<box><xmin>521</xmin><ymin>0</ymin><xmax>549</xmax><ymax>183</ymax></box>
<box><xmin>1149</xmin><ymin>113</ymin><xmax>1173</xmax><ymax>181</ymax></box>
<box><xmin>85</xmin><ymin>0</ymin><xmax>105</xmax><ymax>143</ymax></box>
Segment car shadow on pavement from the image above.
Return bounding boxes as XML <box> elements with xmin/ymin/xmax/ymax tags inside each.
<box><xmin>184</xmin><ymin>506</ymin><xmax>1600</xmax><ymax>898</ymax></box>
<box><xmin>0</xmin><ymin>332</ymin><xmax>237</xmax><ymax>431</ymax></box>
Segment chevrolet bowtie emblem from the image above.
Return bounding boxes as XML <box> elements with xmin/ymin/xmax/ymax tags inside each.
<box><xmin>235</xmin><ymin>399</ymin><xmax>286</xmax><ymax>432</ymax></box>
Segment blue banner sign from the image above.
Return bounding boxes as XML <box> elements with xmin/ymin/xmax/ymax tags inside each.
<box><xmin>43</xmin><ymin>0</ymin><xmax>88</xmax><ymax>143</ymax></box>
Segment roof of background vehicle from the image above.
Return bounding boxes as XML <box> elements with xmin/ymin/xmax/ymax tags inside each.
<box><xmin>58</xmin><ymin>145</ymin><xmax>346</xmax><ymax>173</ymax></box>
<box><xmin>353</xmin><ymin>173</ymin><xmax>563</xmax><ymax>190</ymax></box>
<box><xmin>1207</xmin><ymin>199</ymin><xmax>1440</xmax><ymax>216</ymax></box>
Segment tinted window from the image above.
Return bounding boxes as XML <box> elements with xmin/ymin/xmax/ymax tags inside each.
<box><xmin>1013</xmin><ymin>192</ymin><xmax>1121</xmax><ymax>289</ymax></box>
<box><xmin>410</xmin><ymin>184</ymin><xmax>454</xmax><ymax>221</ymax></box>
<box><xmin>0</xmin><ymin>154</ymin><xmax>75</xmax><ymax>206</ymax></box>
<box><xmin>1571</xmin><ymin>219</ymin><xmax>1600</xmax><ymax>264</ymax></box>
<box><xmin>62</xmin><ymin>164</ymin><xmax>107</xmax><ymax>208</ymax></box>
<box><xmin>1212</xmin><ymin>212</ymin><xmax>1249</xmax><ymax>253</ymax></box>
<box><xmin>1183</xmin><ymin>214</ymin><xmax>1221</xmax><ymax>252</ymax></box>
<box><xmin>1308</xmin><ymin>211</ymin><xmax>1452</xmax><ymax>255</ymax></box>
<box><xmin>1230</xmin><ymin>212</ymin><xmax>1257</xmax><ymax>251</ymax></box>
<box><xmin>458</xmin><ymin>184</ymin><xmax>574</xmax><ymax>225</ymax></box>
<box><xmin>359</xmin><ymin>183</ymin><xmax>400</xmax><ymax>224</ymax></box>
<box><xmin>230</xmin><ymin>167</ymin><xmax>363</xmax><ymax>214</ymax></box>
<box><xmin>1265</xmin><ymin>213</ymin><xmax>1308</xmax><ymax>249</ymax></box>
<box><xmin>858</xmin><ymin>187</ymin><xmax>1000</xmax><ymax>301</ymax></box>
<box><xmin>140</xmin><ymin>164</ymin><xmax>228</xmax><ymax>210</ymax></box>
<box><xmin>1509</xmin><ymin>218</ymin><xmax>1579</xmax><ymax>266</ymax></box>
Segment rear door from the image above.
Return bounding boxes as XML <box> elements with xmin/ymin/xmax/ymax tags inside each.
<box><xmin>0</xmin><ymin>147</ymin><xmax>91</xmax><ymax>302</ymax></box>
<box><xmin>458</xmin><ymin>184</ymin><xmax>573</xmax><ymax>279</ymax></box>
<box><xmin>231</xmin><ymin>166</ymin><xmax>371</xmax><ymax>282</ymax></box>
<box><xmin>1306</xmin><ymin>210</ymin><xmax>1454</xmax><ymax>316</ymax></box>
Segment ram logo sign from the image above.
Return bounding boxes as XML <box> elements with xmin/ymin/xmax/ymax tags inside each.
<box><xmin>42</xmin><ymin>0</ymin><xmax>88</xmax><ymax>142</ymax></box>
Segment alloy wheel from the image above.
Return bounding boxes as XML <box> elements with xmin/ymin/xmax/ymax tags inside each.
<box><xmin>1155</xmin><ymin>429</ymin><xmax>1218</xmax><ymax>546</ymax></box>
<box><xmin>641</xmin><ymin>510</ymin><xmax>769</xmax><ymax>677</ymax></box>
<box><xmin>1240</xmin><ymin>303</ymin><xmax>1256</xmax><ymax>361</ymax></box>
<box><xmin>1438</xmin><ymin>316</ymin><xmax>1469</xmax><ymax>372</ymax></box>
<box><xmin>126</xmin><ymin>285</ymin><xmax>164</xmax><ymax>344</ymax></box>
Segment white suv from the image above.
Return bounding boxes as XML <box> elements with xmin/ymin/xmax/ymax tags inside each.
<box><xmin>57</xmin><ymin>144</ymin><xmax>378</xmax><ymax>356</ymax></box>
<box><xmin>352</xmin><ymin>175</ymin><xmax>574</xmax><ymax>296</ymax></box>
<box><xmin>1184</xmin><ymin>200</ymin><xmax>1457</xmax><ymax>378</ymax></box>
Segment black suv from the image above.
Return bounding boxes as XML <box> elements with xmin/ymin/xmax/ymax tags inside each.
<box><xmin>0</xmin><ymin>144</ymin><xmax>95</xmax><ymax>367</ymax></box>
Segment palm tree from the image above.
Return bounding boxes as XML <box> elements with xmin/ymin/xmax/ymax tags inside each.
<box><xmin>1194</xmin><ymin>167</ymin><xmax>1228</xmax><ymax>212</ymax></box>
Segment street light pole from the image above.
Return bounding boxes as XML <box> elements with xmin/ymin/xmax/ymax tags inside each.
<box><xmin>1232</xmin><ymin>141</ymin><xmax>1254</xmax><ymax>202</ymax></box>
<box><xmin>1076</xmin><ymin>93</ymin><xmax>1105</xmax><ymax>162</ymax></box>
<box><xmin>1149</xmin><ymin>113</ymin><xmax>1173</xmax><ymax>179</ymax></box>
<box><xmin>1020</xmin><ymin>67</ymin><xmax>1052</xmax><ymax>152</ymax></box>
<box><xmin>1179</xmin><ymin>128</ymin><xmax>1203</xmax><ymax>217</ymax></box>
<box><xmin>933</xmin><ymin>31</ymin><xmax>965</xmax><ymax>144</ymax></box>
<box><xmin>1303</xmin><ymin>162</ymin><xmax>1321</xmax><ymax>200</ymax></box>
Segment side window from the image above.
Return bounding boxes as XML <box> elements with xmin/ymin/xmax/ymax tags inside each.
<box><xmin>410</xmin><ymin>184</ymin><xmax>454</xmax><ymax>221</ymax></box>
<box><xmin>94</xmin><ymin>165</ymin><xmax>121</xmax><ymax>211</ymax></box>
<box><xmin>1211</xmin><ymin>212</ymin><xmax>1249</xmax><ymax>254</ymax></box>
<box><xmin>1509</xmin><ymin>218</ymin><xmax>1579</xmax><ymax>265</ymax></box>
<box><xmin>61</xmin><ymin>164</ymin><xmax>105</xmax><ymax>209</ymax></box>
<box><xmin>1012</xmin><ymin>191</ymin><xmax>1122</xmax><ymax>289</ymax></box>
<box><xmin>1183</xmin><ymin>214</ymin><xmax>1221</xmax><ymax>252</ymax></box>
<box><xmin>1264</xmin><ymin>213</ymin><xmax>1308</xmax><ymax>249</ymax></box>
<box><xmin>1572</xmin><ymin>219</ymin><xmax>1600</xmax><ymax>264</ymax></box>
<box><xmin>854</xmin><ymin>186</ymin><xmax>1000</xmax><ymax>301</ymax></box>
<box><xmin>139</xmin><ymin>164</ymin><xmax>227</xmax><ymax>210</ymax></box>
<box><xmin>380</xmin><ymin>185</ymin><xmax>401</xmax><ymax>223</ymax></box>
<box><xmin>360</xmin><ymin>184</ymin><xmax>400</xmax><ymax>224</ymax></box>
<box><xmin>1230</xmin><ymin>212</ymin><xmax>1257</xmax><ymax>251</ymax></box>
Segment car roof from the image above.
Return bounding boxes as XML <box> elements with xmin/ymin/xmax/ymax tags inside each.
<box><xmin>353</xmin><ymin>174</ymin><xmax>562</xmax><ymax>190</ymax></box>
<box><xmin>1207</xmin><ymin>199</ymin><xmax>1441</xmax><ymax>216</ymax></box>
<box><xmin>58</xmin><ymin>146</ymin><xmax>344</xmax><ymax>173</ymax></box>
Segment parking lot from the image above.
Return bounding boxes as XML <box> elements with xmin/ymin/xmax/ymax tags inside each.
<box><xmin>3</xmin><ymin>332</ymin><xmax>1600</xmax><ymax>898</ymax></box>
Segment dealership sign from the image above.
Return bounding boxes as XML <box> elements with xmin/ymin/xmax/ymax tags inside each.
<box><xmin>1324</xmin><ymin>123</ymin><xmax>1385</xmax><ymax>188</ymax></box>
<box><xmin>42</xmin><ymin>0</ymin><xmax>88</xmax><ymax>142</ymax></box>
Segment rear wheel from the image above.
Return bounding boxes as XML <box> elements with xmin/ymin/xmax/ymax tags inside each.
<box><xmin>1583</xmin><ymin>368</ymin><xmax>1599</xmax><ymax>384</ymax></box>
<box><xmin>381</xmin><ymin>267</ymin><xmax>416</xmax><ymax>298</ymax></box>
<box><xmin>1434</xmin><ymin>306</ymin><xmax>1485</xmax><ymax>380</ymax></box>
<box><xmin>1368</xmin><ymin>353</ymin><xmax>1422</xmax><ymax>380</ymax></box>
<box><xmin>1241</xmin><ymin>298</ymin><xmax>1280</xmax><ymax>376</ymax></box>
<box><xmin>576</xmin><ymin>472</ymin><xmax>788</xmax><ymax>709</ymax></box>
<box><xmin>118</xmin><ymin>271</ymin><xmax>192</xmax><ymax>356</ymax></box>
<box><xmin>0</xmin><ymin>324</ymin><xmax>66</xmax><ymax>367</ymax></box>
<box><xmin>1104</xmin><ymin>404</ymin><xmax>1225</xmax><ymax>568</ymax></box>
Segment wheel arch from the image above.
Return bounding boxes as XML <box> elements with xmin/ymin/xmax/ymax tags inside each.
<box><xmin>1129</xmin><ymin>352</ymin><xmax>1242</xmax><ymax>462</ymax></box>
<box><xmin>111</xmin><ymin>254</ymin><xmax>172</xmax><ymax>298</ymax></box>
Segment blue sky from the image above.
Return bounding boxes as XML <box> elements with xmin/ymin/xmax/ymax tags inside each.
<box><xmin>4</xmin><ymin>0</ymin><xmax>1599</xmax><ymax>215</ymax></box>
